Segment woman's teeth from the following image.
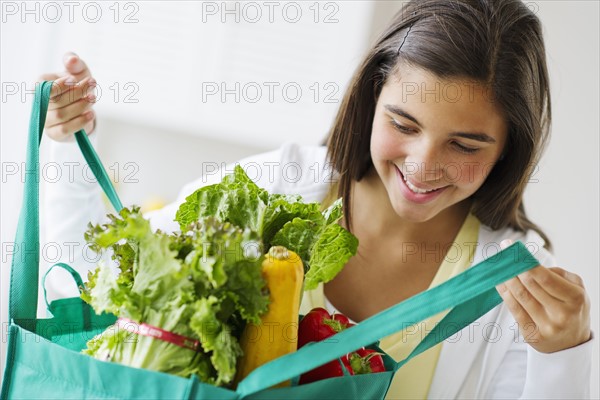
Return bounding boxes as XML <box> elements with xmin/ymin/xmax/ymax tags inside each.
<box><xmin>402</xmin><ymin>174</ymin><xmax>439</xmax><ymax>194</ymax></box>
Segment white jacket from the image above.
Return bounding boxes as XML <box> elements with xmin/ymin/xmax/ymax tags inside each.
<box><xmin>44</xmin><ymin>139</ymin><xmax>593</xmax><ymax>399</ymax></box>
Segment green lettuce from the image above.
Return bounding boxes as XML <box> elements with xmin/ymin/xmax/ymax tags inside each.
<box><xmin>176</xmin><ymin>165</ymin><xmax>358</xmax><ymax>289</ymax></box>
<box><xmin>83</xmin><ymin>207</ymin><xmax>267</xmax><ymax>385</ymax></box>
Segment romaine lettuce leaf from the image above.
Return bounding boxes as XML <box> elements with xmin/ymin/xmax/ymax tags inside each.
<box><xmin>176</xmin><ymin>165</ymin><xmax>269</xmax><ymax>233</ymax></box>
<box><xmin>304</xmin><ymin>223</ymin><xmax>359</xmax><ymax>290</ymax></box>
<box><xmin>175</xmin><ymin>166</ymin><xmax>358</xmax><ymax>291</ymax></box>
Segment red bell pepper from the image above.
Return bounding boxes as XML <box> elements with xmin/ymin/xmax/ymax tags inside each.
<box><xmin>347</xmin><ymin>348</ymin><xmax>386</xmax><ymax>374</ymax></box>
<box><xmin>298</xmin><ymin>353</ymin><xmax>353</xmax><ymax>385</ymax></box>
<box><xmin>297</xmin><ymin>308</ymin><xmax>385</xmax><ymax>384</ymax></box>
<box><xmin>297</xmin><ymin>307</ymin><xmax>355</xmax><ymax>348</ymax></box>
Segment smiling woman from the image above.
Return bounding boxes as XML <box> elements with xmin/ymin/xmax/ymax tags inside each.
<box><xmin>35</xmin><ymin>0</ymin><xmax>594</xmax><ymax>399</ymax></box>
<box><xmin>369</xmin><ymin>67</ymin><xmax>508</xmax><ymax>223</ymax></box>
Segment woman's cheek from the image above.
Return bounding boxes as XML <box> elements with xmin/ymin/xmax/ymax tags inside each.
<box><xmin>371</xmin><ymin>129</ymin><xmax>393</xmax><ymax>161</ymax></box>
<box><xmin>452</xmin><ymin>158</ymin><xmax>494</xmax><ymax>190</ymax></box>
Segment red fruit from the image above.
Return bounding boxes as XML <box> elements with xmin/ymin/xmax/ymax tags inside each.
<box><xmin>347</xmin><ymin>348</ymin><xmax>386</xmax><ymax>374</ymax></box>
<box><xmin>298</xmin><ymin>307</ymin><xmax>354</xmax><ymax>349</ymax></box>
<box><xmin>332</xmin><ymin>313</ymin><xmax>351</xmax><ymax>326</ymax></box>
<box><xmin>298</xmin><ymin>308</ymin><xmax>361</xmax><ymax>384</ymax></box>
<box><xmin>298</xmin><ymin>355</ymin><xmax>353</xmax><ymax>385</ymax></box>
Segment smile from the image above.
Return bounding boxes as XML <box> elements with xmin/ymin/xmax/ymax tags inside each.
<box><xmin>402</xmin><ymin>174</ymin><xmax>442</xmax><ymax>194</ymax></box>
<box><xmin>394</xmin><ymin>165</ymin><xmax>448</xmax><ymax>204</ymax></box>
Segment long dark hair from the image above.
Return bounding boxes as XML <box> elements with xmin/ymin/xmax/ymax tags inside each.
<box><xmin>325</xmin><ymin>0</ymin><xmax>552</xmax><ymax>250</ymax></box>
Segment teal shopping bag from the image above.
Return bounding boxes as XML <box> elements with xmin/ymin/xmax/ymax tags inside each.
<box><xmin>1</xmin><ymin>81</ymin><xmax>541</xmax><ymax>399</ymax></box>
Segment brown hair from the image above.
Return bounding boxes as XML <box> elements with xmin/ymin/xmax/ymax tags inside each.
<box><xmin>325</xmin><ymin>0</ymin><xmax>552</xmax><ymax>250</ymax></box>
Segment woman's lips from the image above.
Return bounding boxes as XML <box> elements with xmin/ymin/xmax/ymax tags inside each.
<box><xmin>395</xmin><ymin>166</ymin><xmax>448</xmax><ymax>204</ymax></box>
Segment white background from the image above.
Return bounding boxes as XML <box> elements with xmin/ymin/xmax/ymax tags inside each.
<box><xmin>1</xmin><ymin>1</ymin><xmax>598</xmax><ymax>397</ymax></box>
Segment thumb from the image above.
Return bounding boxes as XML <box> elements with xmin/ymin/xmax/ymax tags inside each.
<box><xmin>63</xmin><ymin>52</ymin><xmax>89</xmax><ymax>77</ymax></box>
<box><xmin>495</xmin><ymin>238</ymin><xmax>515</xmax><ymax>294</ymax></box>
<box><xmin>500</xmin><ymin>238</ymin><xmax>513</xmax><ymax>250</ymax></box>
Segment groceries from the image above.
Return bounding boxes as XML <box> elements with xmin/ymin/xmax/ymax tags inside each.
<box><xmin>297</xmin><ymin>307</ymin><xmax>386</xmax><ymax>384</ymax></box>
<box><xmin>234</xmin><ymin>246</ymin><xmax>304</xmax><ymax>387</ymax></box>
<box><xmin>81</xmin><ymin>166</ymin><xmax>358</xmax><ymax>386</ymax></box>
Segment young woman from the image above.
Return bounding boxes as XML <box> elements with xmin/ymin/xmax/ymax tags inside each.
<box><xmin>42</xmin><ymin>0</ymin><xmax>592</xmax><ymax>398</ymax></box>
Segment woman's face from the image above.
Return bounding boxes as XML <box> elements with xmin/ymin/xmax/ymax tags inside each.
<box><xmin>370</xmin><ymin>65</ymin><xmax>508</xmax><ymax>223</ymax></box>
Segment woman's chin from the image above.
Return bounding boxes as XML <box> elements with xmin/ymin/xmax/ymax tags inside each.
<box><xmin>390</xmin><ymin>202</ymin><xmax>437</xmax><ymax>224</ymax></box>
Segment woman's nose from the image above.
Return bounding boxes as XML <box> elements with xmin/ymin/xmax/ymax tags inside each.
<box><xmin>406</xmin><ymin>141</ymin><xmax>444</xmax><ymax>182</ymax></box>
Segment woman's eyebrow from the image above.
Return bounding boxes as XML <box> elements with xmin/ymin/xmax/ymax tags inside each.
<box><xmin>450</xmin><ymin>132</ymin><xmax>496</xmax><ymax>143</ymax></box>
<box><xmin>384</xmin><ymin>104</ymin><xmax>497</xmax><ymax>143</ymax></box>
<box><xmin>385</xmin><ymin>104</ymin><xmax>420</xmax><ymax>125</ymax></box>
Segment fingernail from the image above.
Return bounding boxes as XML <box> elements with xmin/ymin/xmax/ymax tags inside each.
<box><xmin>517</xmin><ymin>272</ymin><xmax>529</xmax><ymax>281</ymax></box>
<box><xmin>500</xmin><ymin>239</ymin><xmax>513</xmax><ymax>250</ymax></box>
<box><xmin>88</xmin><ymin>79</ymin><xmax>97</xmax><ymax>87</ymax></box>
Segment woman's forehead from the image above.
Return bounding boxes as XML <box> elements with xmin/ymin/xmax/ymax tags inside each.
<box><xmin>380</xmin><ymin>66</ymin><xmax>508</xmax><ymax>138</ymax></box>
<box><xmin>385</xmin><ymin>65</ymin><xmax>492</xmax><ymax>101</ymax></box>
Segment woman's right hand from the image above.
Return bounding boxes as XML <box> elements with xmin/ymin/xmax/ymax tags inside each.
<box><xmin>39</xmin><ymin>52</ymin><xmax>97</xmax><ymax>141</ymax></box>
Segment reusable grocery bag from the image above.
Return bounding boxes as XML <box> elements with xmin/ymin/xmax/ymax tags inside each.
<box><xmin>2</xmin><ymin>81</ymin><xmax>541</xmax><ymax>399</ymax></box>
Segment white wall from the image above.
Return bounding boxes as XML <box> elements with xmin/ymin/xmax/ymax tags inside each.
<box><xmin>530</xmin><ymin>3</ymin><xmax>599</xmax><ymax>395</ymax></box>
<box><xmin>1</xmin><ymin>1</ymin><xmax>598</xmax><ymax>397</ymax></box>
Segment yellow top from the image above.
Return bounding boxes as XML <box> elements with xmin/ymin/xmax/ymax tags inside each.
<box><xmin>299</xmin><ymin>212</ymin><xmax>480</xmax><ymax>400</ymax></box>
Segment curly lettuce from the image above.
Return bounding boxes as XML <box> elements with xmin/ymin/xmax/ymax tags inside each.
<box><xmin>83</xmin><ymin>208</ymin><xmax>267</xmax><ymax>385</ymax></box>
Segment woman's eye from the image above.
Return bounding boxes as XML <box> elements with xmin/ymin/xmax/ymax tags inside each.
<box><xmin>388</xmin><ymin>117</ymin><xmax>480</xmax><ymax>154</ymax></box>
<box><xmin>453</xmin><ymin>142</ymin><xmax>479</xmax><ymax>154</ymax></box>
<box><xmin>389</xmin><ymin>119</ymin><xmax>416</xmax><ymax>134</ymax></box>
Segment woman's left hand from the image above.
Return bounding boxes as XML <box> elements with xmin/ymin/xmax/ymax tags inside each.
<box><xmin>496</xmin><ymin>262</ymin><xmax>591</xmax><ymax>353</ymax></box>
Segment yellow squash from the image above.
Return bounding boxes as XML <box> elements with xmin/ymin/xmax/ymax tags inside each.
<box><xmin>234</xmin><ymin>245</ymin><xmax>304</xmax><ymax>387</ymax></box>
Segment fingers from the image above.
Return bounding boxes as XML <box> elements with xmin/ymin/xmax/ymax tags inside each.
<box><xmin>45</xmin><ymin>109</ymin><xmax>95</xmax><ymax>142</ymax></box>
<box><xmin>46</xmin><ymin>93</ymin><xmax>95</xmax><ymax>127</ymax></box>
<box><xmin>496</xmin><ymin>238</ymin><xmax>585</xmax><ymax>302</ymax></box>
<box><xmin>500</xmin><ymin>275</ymin><xmax>546</xmax><ymax>319</ymax></box>
<box><xmin>48</xmin><ymin>76</ymin><xmax>96</xmax><ymax>110</ymax></box>
<box><xmin>39</xmin><ymin>52</ymin><xmax>97</xmax><ymax>142</ymax></box>
<box><xmin>38</xmin><ymin>51</ymin><xmax>90</xmax><ymax>85</ymax></box>
<box><xmin>499</xmin><ymin>238</ymin><xmax>513</xmax><ymax>249</ymax></box>
<box><xmin>548</xmin><ymin>267</ymin><xmax>585</xmax><ymax>287</ymax></box>
<box><xmin>63</xmin><ymin>52</ymin><xmax>91</xmax><ymax>79</ymax></box>
<box><xmin>495</xmin><ymin>239</ymin><xmax>591</xmax><ymax>353</ymax></box>
<box><xmin>496</xmin><ymin>282</ymin><xmax>536</xmax><ymax>336</ymax></box>
<box><xmin>517</xmin><ymin>268</ymin><xmax>563</xmax><ymax>305</ymax></box>
<box><xmin>38</xmin><ymin>51</ymin><xmax>92</xmax><ymax>94</ymax></box>
<box><xmin>529</xmin><ymin>267</ymin><xmax>586</xmax><ymax>302</ymax></box>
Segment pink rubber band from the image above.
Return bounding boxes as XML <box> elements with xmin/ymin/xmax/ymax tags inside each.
<box><xmin>116</xmin><ymin>318</ymin><xmax>201</xmax><ymax>352</ymax></box>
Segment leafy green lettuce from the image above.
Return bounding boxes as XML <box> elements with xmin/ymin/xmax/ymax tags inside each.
<box><xmin>176</xmin><ymin>165</ymin><xmax>358</xmax><ymax>289</ymax></box>
<box><xmin>82</xmin><ymin>207</ymin><xmax>267</xmax><ymax>385</ymax></box>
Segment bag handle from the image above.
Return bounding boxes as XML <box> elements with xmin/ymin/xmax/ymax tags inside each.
<box><xmin>9</xmin><ymin>81</ymin><xmax>123</xmax><ymax>329</ymax></box>
<box><xmin>394</xmin><ymin>284</ymin><xmax>501</xmax><ymax>371</ymax></box>
<box><xmin>236</xmin><ymin>241</ymin><xmax>539</xmax><ymax>397</ymax></box>
<box><xmin>42</xmin><ymin>262</ymin><xmax>86</xmax><ymax>310</ymax></box>
<box><xmin>42</xmin><ymin>262</ymin><xmax>95</xmax><ymax>331</ymax></box>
